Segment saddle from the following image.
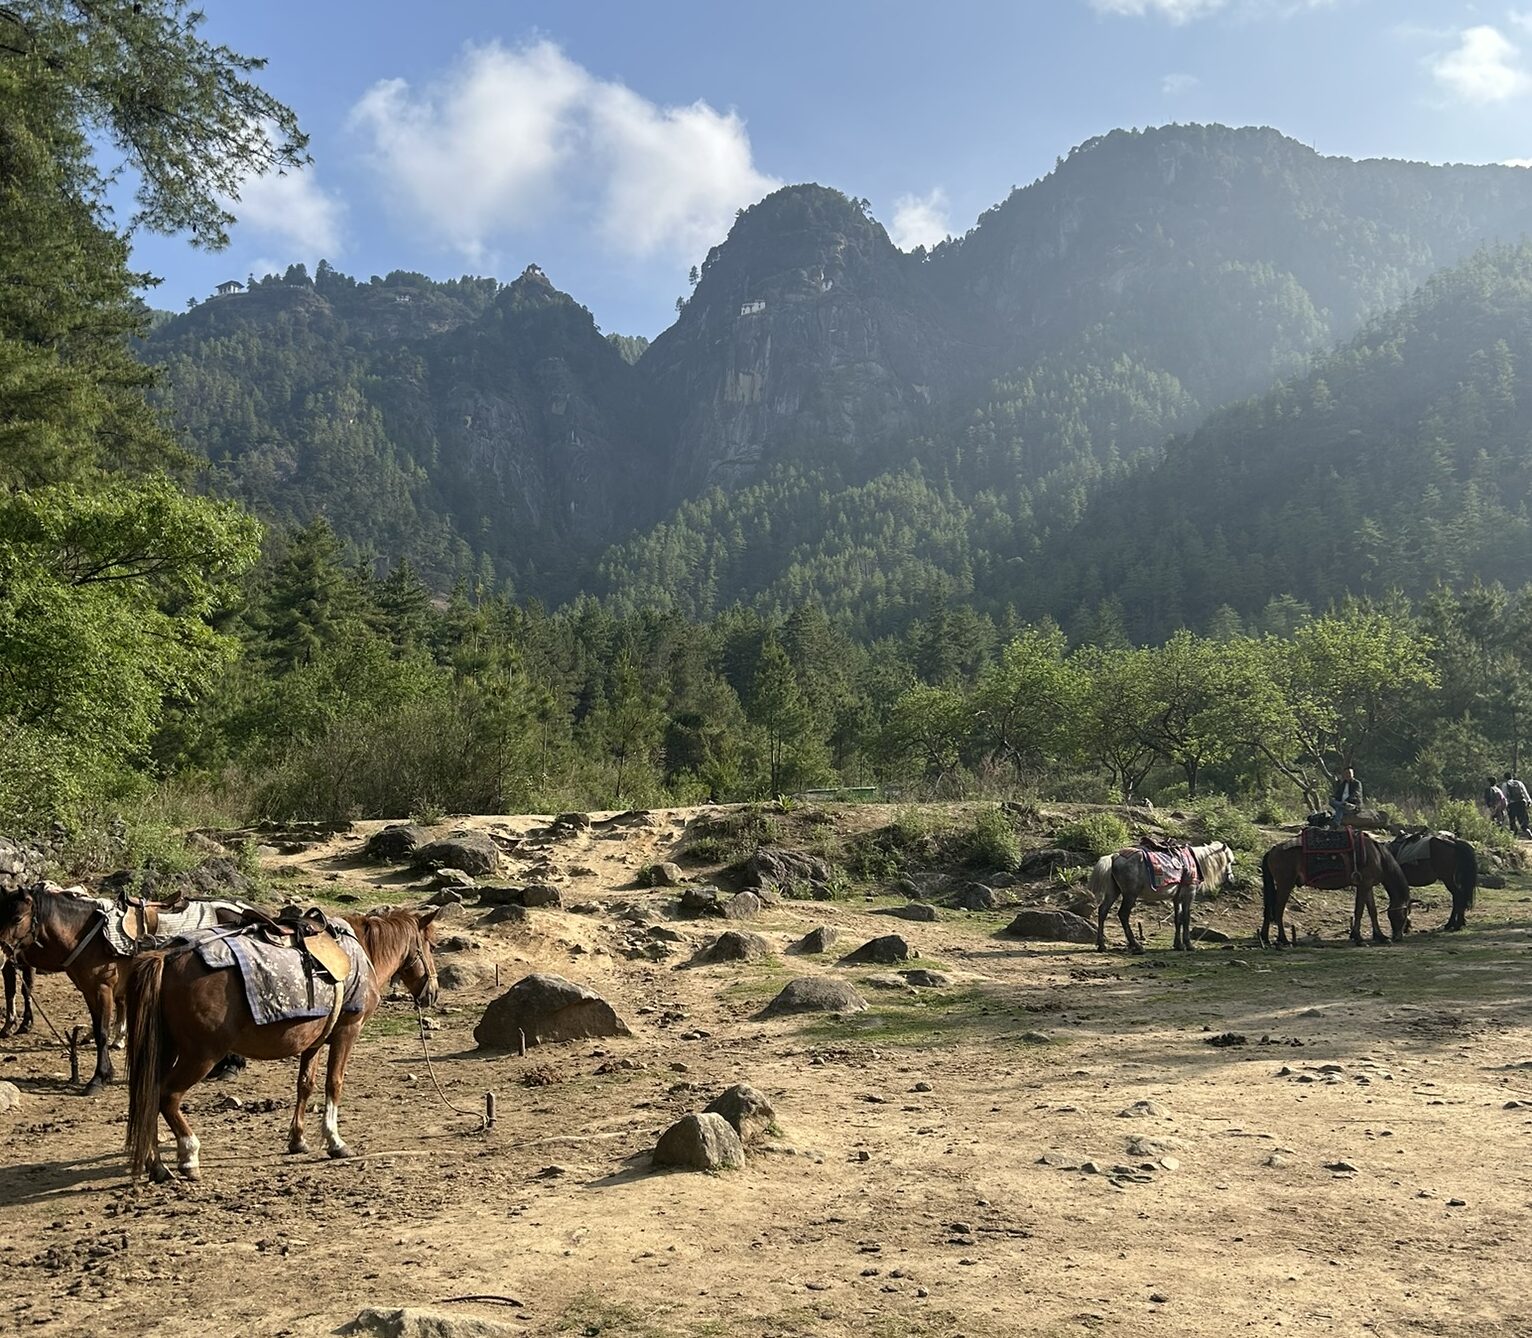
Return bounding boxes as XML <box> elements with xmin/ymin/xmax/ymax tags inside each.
<box><xmin>235</xmin><ymin>905</ymin><xmax>352</xmax><ymax>985</ymax></box>
<box><xmin>1136</xmin><ymin>833</ymin><xmax>1184</xmax><ymax>854</ymax></box>
<box><xmin>1299</xmin><ymin>824</ymin><xmax>1360</xmax><ymax>889</ymax></box>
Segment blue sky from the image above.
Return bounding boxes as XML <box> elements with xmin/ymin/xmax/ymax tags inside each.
<box><xmin>126</xmin><ymin>0</ymin><xmax>1532</xmax><ymax>336</ymax></box>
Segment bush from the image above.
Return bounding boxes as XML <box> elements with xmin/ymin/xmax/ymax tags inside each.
<box><xmin>965</xmin><ymin>806</ymin><xmax>1021</xmax><ymax>868</ymax></box>
<box><xmin>1057</xmin><ymin>812</ymin><xmax>1131</xmax><ymax>858</ymax></box>
<box><xmin>1432</xmin><ymin>799</ymin><xmax>1522</xmax><ymax>861</ymax></box>
<box><xmin>1182</xmin><ymin>795</ymin><xmax>1265</xmax><ymax>855</ymax></box>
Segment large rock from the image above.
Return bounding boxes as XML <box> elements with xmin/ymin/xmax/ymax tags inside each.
<box><xmin>695</xmin><ymin>930</ymin><xmax>773</xmax><ymax>964</ymax></box>
<box><xmin>881</xmin><ymin>902</ymin><xmax>937</xmax><ymax>922</ymax></box>
<box><xmin>363</xmin><ymin>824</ymin><xmax>429</xmax><ymax>862</ymax></box>
<box><xmin>413</xmin><ymin>831</ymin><xmax>502</xmax><ymax>877</ymax></box>
<box><xmin>438</xmin><ymin>957</ymin><xmax>502</xmax><ymax>991</ymax></box>
<box><xmin>0</xmin><ymin>837</ymin><xmax>45</xmax><ymax>892</ymax></box>
<box><xmin>741</xmin><ymin>846</ymin><xmax>833</xmax><ymax>895</ymax></box>
<box><xmin>722</xmin><ymin>891</ymin><xmax>763</xmax><ymax>920</ymax></box>
<box><xmin>1017</xmin><ymin>848</ymin><xmax>1084</xmax><ymax>879</ymax></box>
<box><xmin>792</xmin><ymin>926</ymin><xmax>839</xmax><ymax>954</ymax></box>
<box><xmin>1003</xmin><ymin>908</ymin><xmax>1096</xmax><ymax>943</ymax></box>
<box><xmin>0</xmin><ymin>1081</ymin><xmax>19</xmax><ymax>1113</ymax></box>
<box><xmin>340</xmin><ymin>1308</ymin><xmax>519</xmax><ymax>1338</ymax></box>
<box><xmin>952</xmin><ymin>882</ymin><xmax>999</xmax><ymax>911</ymax></box>
<box><xmin>648</xmin><ymin>862</ymin><xmax>685</xmax><ymax>887</ymax></box>
<box><xmin>760</xmin><ymin>977</ymin><xmax>867</xmax><ymax>1017</ymax></box>
<box><xmin>653</xmin><ymin>1112</ymin><xmax>745</xmax><ymax>1172</ymax></box>
<box><xmin>473</xmin><ymin>974</ymin><xmax>631</xmax><ymax>1050</ymax></box>
<box><xmin>677</xmin><ymin>886</ymin><xmax>728</xmax><ymax>917</ymax></box>
<box><xmin>842</xmin><ymin>934</ymin><xmax>911</xmax><ymax>965</ymax></box>
<box><xmin>705</xmin><ymin>1083</ymin><xmax>777</xmax><ymax>1143</ymax></box>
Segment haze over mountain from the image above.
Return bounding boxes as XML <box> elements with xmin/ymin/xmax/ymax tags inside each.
<box><xmin>144</xmin><ymin>124</ymin><xmax>1532</xmax><ymax>628</ymax></box>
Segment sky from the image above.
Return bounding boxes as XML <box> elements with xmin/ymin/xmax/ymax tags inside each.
<box><xmin>124</xmin><ymin>0</ymin><xmax>1532</xmax><ymax>337</ymax></box>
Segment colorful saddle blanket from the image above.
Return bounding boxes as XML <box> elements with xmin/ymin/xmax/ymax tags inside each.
<box><xmin>188</xmin><ymin>917</ymin><xmax>373</xmax><ymax>1028</ymax></box>
<box><xmin>1299</xmin><ymin>825</ymin><xmax>1360</xmax><ymax>890</ymax></box>
<box><xmin>1138</xmin><ymin>843</ymin><xmax>1199</xmax><ymax>895</ymax></box>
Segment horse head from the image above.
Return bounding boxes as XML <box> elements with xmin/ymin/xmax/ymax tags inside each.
<box><xmin>0</xmin><ymin>883</ymin><xmax>40</xmax><ymax>953</ymax></box>
<box><xmin>394</xmin><ymin>906</ymin><xmax>442</xmax><ymax>1009</ymax></box>
<box><xmin>1206</xmin><ymin>841</ymin><xmax>1236</xmax><ymax>892</ymax></box>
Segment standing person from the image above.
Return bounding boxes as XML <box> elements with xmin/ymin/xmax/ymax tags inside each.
<box><xmin>1331</xmin><ymin>767</ymin><xmax>1364</xmax><ymax>825</ymax></box>
<box><xmin>1485</xmin><ymin>775</ymin><xmax>1509</xmax><ymax>827</ymax></box>
<box><xmin>1504</xmin><ymin>772</ymin><xmax>1532</xmax><ymax>838</ymax></box>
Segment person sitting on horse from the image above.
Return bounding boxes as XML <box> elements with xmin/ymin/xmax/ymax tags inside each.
<box><xmin>1485</xmin><ymin>775</ymin><xmax>1509</xmax><ymax>827</ymax></box>
<box><xmin>1330</xmin><ymin>767</ymin><xmax>1363</xmax><ymax>824</ymax></box>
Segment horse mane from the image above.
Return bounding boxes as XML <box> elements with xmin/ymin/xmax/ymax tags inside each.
<box><xmin>344</xmin><ymin>907</ymin><xmax>431</xmax><ymax>967</ymax></box>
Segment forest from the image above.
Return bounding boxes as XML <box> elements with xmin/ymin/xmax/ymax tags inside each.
<box><xmin>5</xmin><ymin>1</ymin><xmax>1532</xmax><ymax>867</ymax></box>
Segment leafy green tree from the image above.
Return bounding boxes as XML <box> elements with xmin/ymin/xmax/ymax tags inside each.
<box><xmin>258</xmin><ymin>521</ymin><xmax>364</xmax><ymax>670</ymax></box>
<box><xmin>748</xmin><ymin>638</ymin><xmax>822</xmax><ymax>796</ymax></box>
<box><xmin>880</xmin><ymin>684</ymin><xmax>974</xmax><ymax>790</ymax></box>
<box><xmin>975</xmin><ymin>626</ymin><xmax>1086</xmax><ymax>781</ymax></box>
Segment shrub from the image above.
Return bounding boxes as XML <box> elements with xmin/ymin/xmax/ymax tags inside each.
<box><xmin>1057</xmin><ymin>812</ymin><xmax>1131</xmax><ymax>858</ymax></box>
<box><xmin>1183</xmin><ymin>795</ymin><xmax>1264</xmax><ymax>855</ymax></box>
<box><xmin>965</xmin><ymin>806</ymin><xmax>1021</xmax><ymax>869</ymax></box>
<box><xmin>1433</xmin><ymin>799</ymin><xmax>1522</xmax><ymax>861</ymax></box>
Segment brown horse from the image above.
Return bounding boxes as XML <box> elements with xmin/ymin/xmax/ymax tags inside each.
<box><xmin>0</xmin><ymin>884</ymin><xmax>247</xmax><ymax>1092</ymax></box>
<box><xmin>1259</xmin><ymin>834</ymin><xmax>1412</xmax><ymax>948</ymax></box>
<box><xmin>125</xmin><ymin>906</ymin><xmax>441</xmax><ymax>1182</ymax></box>
<box><xmin>1386</xmin><ymin>832</ymin><xmax>1477</xmax><ymax>932</ymax></box>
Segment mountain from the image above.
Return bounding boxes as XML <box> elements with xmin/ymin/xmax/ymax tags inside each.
<box><xmin>1019</xmin><ymin>242</ymin><xmax>1532</xmax><ymax>641</ymax></box>
<box><xmin>143</xmin><ymin>124</ymin><xmax>1532</xmax><ymax>611</ymax></box>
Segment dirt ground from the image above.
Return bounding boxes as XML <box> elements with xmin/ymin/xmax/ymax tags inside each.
<box><xmin>4</xmin><ymin>805</ymin><xmax>1532</xmax><ymax>1338</ymax></box>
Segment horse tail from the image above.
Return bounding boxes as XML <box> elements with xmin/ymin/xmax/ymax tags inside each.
<box><xmin>1087</xmin><ymin>855</ymin><xmax>1115</xmax><ymax>907</ymax></box>
<box><xmin>125</xmin><ymin>953</ymin><xmax>169</xmax><ymax>1179</ymax></box>
<box><xmin>1453</xmin><ymin>838</ymin><xmax>1478</xmax><ymax>912</ymax></box>
<box><xmin>1261</xmin><ymin>847</ymin><xmax>1278</xmax><ymax>925</ymax></box>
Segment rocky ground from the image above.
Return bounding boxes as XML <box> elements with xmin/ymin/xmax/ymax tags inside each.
<box><xmin>2</xmin><ymin>802</ymin><xmax>1531</xmax><ymax>1337</ymax></box>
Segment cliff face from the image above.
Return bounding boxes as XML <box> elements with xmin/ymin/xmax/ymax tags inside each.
<box><xmin>145</xmin><ymin>126</ymin><xmax>1532</xmax><ymax>597</ymax></box>
<box><xmin>642</xmin><ymin>186</ymin><xmax>970</xmax><ymax>493</ymax></box>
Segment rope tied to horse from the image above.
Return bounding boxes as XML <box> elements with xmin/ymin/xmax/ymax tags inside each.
<box><xmin>411</xmin><ymin>998</ymin><xmax>489</xmax><ymax>1135</ymax></box>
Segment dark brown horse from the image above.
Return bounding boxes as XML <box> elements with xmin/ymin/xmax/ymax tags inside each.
<box><xmin>1387</xmin><ymin>832</ymin><xmax>1477</xmax><ymax>931</ymax></box>
<box><xmin>1260</xmin><ymin>834</ymin><xmax>1412</xmax><ymax>948</ymax></box>
<box><xmin>2</xmin><ymin>954</ymin><xmax>35</xmax><ymax>1038</ymax></box>
<box><xmin>0</xmin><ymin>884</ymin><xmax>129</xmax><ymax>1092</ymax></box>
<box><xmin>125</xmin><ymin>906</ymin><xmax>440</xmax><ymax>1182</ymax></box>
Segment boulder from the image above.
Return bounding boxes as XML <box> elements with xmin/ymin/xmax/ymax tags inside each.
<box><xmin>340</xmin><ymin>1308</ymin><xmax>519</xmax><ymax>1338</ymax></box>
<box><xmin>652</xmin><ymin>1112</ymin><xmax>745</xmax><ymax>1172</ymax></box>
<box><xmin>438</xmin><ymin>957</ymin><xmax>502</xmax><ymax>991</ymax></box>
<box><xmin>553</xmin><ymin>812</ymin><xmax>592</xmax><ymax>832</ymax></box>
<box><xmin>476</xmin><ymin>885</ymin><xmax>526</xmax><ymax>906</ymax></box>
<box><xmin>761</xmin><ymin>977</ymin><xmax>867</xmax><ymax>1017</ymax></box>
<box><xmin>705</xmin><ymin>1083</ymin><xmax>777</xmax><ymax>1143</ymax></box>
<box><xmin>434</xmin><ymin>932</ymin><xmax>481</xmax><ymax>953</ymax></box>
<box><xmin>424</xmin><ymin>888</ymin><xmax>465</xmax><ymax>907</ymax></box>
<box><xmin>648</xmin><ymin>862</ymin><xmax>685</xmax><ymax>887</ymax></box>
<box><xmin>903</xmin><ymin>969</ymin><xmax>950</xmax><ymax>988</ymax></box>
<box><xmin>841</xmin><ymin>934</ymin><xmax>911</xmax><ymax>965</ymax></box>
<box><xmin>677</xmin><ymin>886</ymin><xmax>727</xmax><ymax>917</ymax></box>
<box><xmin>427</xmin><ymin>868</ymin><xmax>477</xmax><ymax>892</ymax></box>
<box><xmin>363</xmin><ymin>824</ymin><xmax>429</xmax><ymax>863</ymax></box>
<box><xmin>722</xmin><ymin>891</ymin><xmax>763</xmax><ymax>920</ymax></box>
<box><xmin>413</xmin><ymin>831</ymin><xmax>502</xmax><ymax>877</ymax></box>
<box><xmin>1190</xmin><ymin>925</ymin><xmax>1232</xmax><ymax>944</ymax></box>
<box><xmin>0</xmin><ymin>1080</ymin><xmax>19</xmax><ymax>1113</ymax></box>
<box><xmin>741</xmin><ymin>846</ymin><xmax>833</xmax><ymax>895</ymax></box>
<box><xmin>792</xmin><ymin>926</ymin><xmax>839</xmax><ymax>954</ymax></box>
<box><xmin>481</xmin><ymin>904</ymin><xmax>531</xmax><ymax>927</ymax></box>
<box><xmin>695</xmin><ymin>930</ymin><xmax>773</xmax><ymax>964</ymax></box>
<box><xmin>474</xmin><ymin>974</ymin><xmax>631</xmax><ymax>1050</ymax></box>
<box><xmin>881</xmin><ymin>902</ymin><xmax>938</xmax><ymax>922</ymax></box>
<box><xmin>520</xmin><ymin>884</ymin><xmax>562</xmax><ymax>909</ymax></box>
<box><xmin>1003</xmin><ymin>909</ymin><xmax>1096</xmax><ymax>944</ymax></box>
<box><xmin>952</xmin><ymin>883</ymin><xmax>998</xmax><ymax>911</ymax></box>
<box><xmin>1017</xmin><ymin>847</ymin><xmax>1083</xmax><ymax>879</ymax></box>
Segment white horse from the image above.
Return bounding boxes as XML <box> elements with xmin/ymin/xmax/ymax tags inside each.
<box><xmin>1087</xmin><ymin>842</ymin><xmax>1235</xmax><ymax>953</ymax></box>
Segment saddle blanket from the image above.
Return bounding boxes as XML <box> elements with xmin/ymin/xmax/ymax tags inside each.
<box><xmin>1300</xmin><ymin>825</ymin><xmax>1360</xmax><ymax>890</ymax></box>
<box><xmin>1394</xmin><ymin>832</ymin><xmax>1451</xmax><ymax>866</ymax></box>
<box><xmin>95</xmin><ymin>897</ymin><xmax>242</xmax><ymax>958</ymax></box>
<box><xmin>188</xmin><ymin>919</ymin><xmax>372</xmax><ymax>1028</ymax></box>
<box><xmin>1139</xmin><ymin>846</ymin><xmax>1198</xmax><ymax>894</ymax></box>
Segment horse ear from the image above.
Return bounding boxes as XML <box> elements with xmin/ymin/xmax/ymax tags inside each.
<box><xmin>416</xmin><ymin>905</ymin><xmax>443</xmax><ymax>929</ymax></box>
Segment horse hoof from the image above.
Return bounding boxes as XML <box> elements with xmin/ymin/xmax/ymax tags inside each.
<box><xmin>82</xmin><ymin>1079</ymin><xmax>103</xmax><ymax>1096</ymax></box>
<box><xmin>178</xmin><ymin>1165</ymin><xmax>201</xmax><ymax>1181</ymax></box>
<box><xmin>327</xmin><ymin>1144</ymin><xmax>355</xmax><ymax>1160</ymax></box>
<box><xmin>288</xmin><ymin>1139</ymin><xmax>310</xmax><ymax>1156</ymax></box>
<box><xmin>148</xmin><ymin>1161</ymin><xmax>174</xmax><ymax>1185</ymax></box>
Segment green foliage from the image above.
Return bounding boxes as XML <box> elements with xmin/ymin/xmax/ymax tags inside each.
<box><xmin>1056</xmin><ymin>812</ymin><xmax>1131</xmax><ymax>858</ymax></box>
<box><xmin>964</xmin><ymin>806</ymin><xmax>1022</xmax><ymax>869</ymax></box>
<box><xmin>1431</xmin><ymin>799</ymin><xmax>1521</xmax><ymax>860</ymax></box>
<box><xmin>1180</xmin><ymin>796</ymin><xmax>1264</xmax><ymax>856</ymax></box>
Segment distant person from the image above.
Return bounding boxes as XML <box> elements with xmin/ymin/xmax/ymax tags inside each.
<box><xmin>1331</xmin><ymin>767</ymin><xmax>1363</xmax><ymax>825</ymax></box>
<box><xmin>1484</xmin><ymin>775</ymin><xmax>1509</xmax><ymax>827</ymax></box>
<box><xmin>1504</xmin><ymin>772</ymin><xmax>1532</xmax><ymax>837</ymax></box>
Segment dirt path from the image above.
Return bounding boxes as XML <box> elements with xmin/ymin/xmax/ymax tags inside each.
<box><xmin>4</xmin><ymin>807</ymin><xmax>1532</xmax><ymax>1336</ymax></box>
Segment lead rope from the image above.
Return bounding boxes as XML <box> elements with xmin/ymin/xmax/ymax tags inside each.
<box><xmin>412</xmin><ymin>996</ymin><xmax>489</xmax><ymax>1134</ymax></box>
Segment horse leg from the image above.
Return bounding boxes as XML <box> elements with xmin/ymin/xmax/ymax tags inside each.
<box><xmin>1119</xmin><ymin>894</ymin><xmax>1143</xmax><ymax>955</ymax></box>
<box><xmin>288</xmin><ymin>1045</ymin><xmax>323</xmax><ymax>1155</ymax></box>
<box><xmin>160</xmin><ymin>1051</ymin><xmax>220</xmax><ymax>1181</ymax></box>
<box><xmin>83</xmin><ymin>977</ymin><xmax>116</xmax><ymax>1094</ymax></box>
<box><xmin>1178</xmin><ymin>887</ymin><xmax>1195</xmax><ymax>952</ymax></box>
<box><xmin>1097</xmin><ymin>884</ymin><xmax>1120</xmax><ymax>951</ymax></box>
<box><xmin>1364</xmin><ymin>881</ymin><xmax>1389</xmax><ymax>945</ymax></box>
<box><xmin>1443</xmin><ymin>869</ymin><xmax>1463</xmax><ymax>932</ymax></box>
<box><xmin>320</xmin><ymin>1022</ymin><xmax>362</xmax><ymax>1159</ymax></box>
<box><xmin>1</xmin><ymin>959</ymin><xmax>15</xmax><ymax>1037</ymax></box>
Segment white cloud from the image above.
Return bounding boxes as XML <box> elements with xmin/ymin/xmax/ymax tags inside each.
<box><xmin>1431</xmin><ymin>25</ymin><xmax>1531</xmax><ymax>104</ymax></box>
<box><xmin>1090</xmin><ymin>0</ymin><xmax>1226</xmax><ymax>19</ymax></box>
<box><xmin>1512</xmin><ymin>11</ymin><xmax>1532</xmax><ymax>36</ymax></box>
<box><xmin>349</xmin><ymin>39</ymin><xmax>779</xmax><ymax>263</ymax></box>
<box><xmin>1162</xmin><ymin>72</ymin><xmax>1201</xmax><ymax>94</ymax></box>
<box><xmin>889</xmin><ymin>188</ymin><xmax>952</xmax><ymax>251</ymax></box>
<box><xmin>1505</xmin><ymin>157</ymin><xmax>1532</xmax><ymax>167</ymax></box>
<box><xmin>226</xmin><ymin>164</ymin><xmax>345</xmax><ymax>257</ymax></box>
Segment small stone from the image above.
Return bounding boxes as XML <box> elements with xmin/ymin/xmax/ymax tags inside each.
<box><xmin>1324</xmin><ymin>1160</ymin><xmax>1359</xmax><ymax>1173</ymax></box>
<box><xmin>912</xmin><ymin>1081</ymin><xmax>933</xmax><ymax>1093</ymax></box>
<box><xmin>1080</xmin><ymin>1160</ymin><xmax>1102</xmax><ymax>1174</ymax></box>
<box><xmin>1159</xmin><ymin>1156</ymin><xmax>1180</xmax><ymax>1171</ymax></box>
<box><xmin>1118</xmin><ymin>1100</ymin><xmax>1170</xmax><ymax>1119</ymax></box>
<box><xmin>1265</xmin><ymin>1154</ymin><xmax>1288</xmax><ymax>1168</ymax></box>
<box><xmin>1150</xmin><ymin>1293</ymin><xmax>1169</xmax><ymax>1304</ymax></box>
<box><xmin>0</xmin><ymin>1081</ymin><xmax>21</xmax><ymax>1113</ymax></box>
<box><xmin>1447</xmin><ymin>1198</ymin><xmax>1466</xmax><ymax>1207</ymax></box>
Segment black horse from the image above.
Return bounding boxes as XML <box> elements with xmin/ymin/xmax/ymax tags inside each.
<box><xmin>1386</xmin><ymin>832</ymin><xmax>1477</xmax><ymax>932</ymax></box>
